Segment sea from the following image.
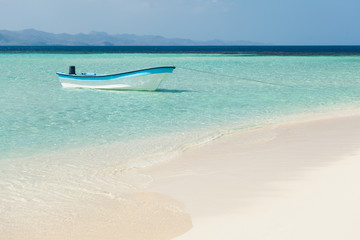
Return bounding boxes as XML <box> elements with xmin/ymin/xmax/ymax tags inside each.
<box><xmin>1</xmin><ymin>46</ymin><xmax>360</xmax><ymax>236</ymax></box>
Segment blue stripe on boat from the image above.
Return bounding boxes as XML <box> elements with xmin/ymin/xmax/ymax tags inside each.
<box><xmin>56</xmin><ymin>66</ymin><xmax>175</xmax><ymax>81</ymax></box>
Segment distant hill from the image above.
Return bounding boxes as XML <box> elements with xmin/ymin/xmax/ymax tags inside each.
<box><xmin>0</xmin><ymin>29</ymin><xmax>261</xmax><ymax>46</ymax></box>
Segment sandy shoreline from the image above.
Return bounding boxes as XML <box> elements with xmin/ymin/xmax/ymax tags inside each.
<box><xmin>142</xmin><ymin>114</ymin><xmax>360</xmax><ymax>239</ymax></box>
<box><xmin>2</xmin><ymin>114</ymin><xmax>360</xmax><ymax>240</ymax></box>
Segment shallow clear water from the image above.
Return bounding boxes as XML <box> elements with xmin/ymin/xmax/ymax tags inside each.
<box><xmin>1</xmin><ymin>53</ymin><xmax>360</xmax><ymax>162</ymax></box>
<box><xmin>1</xmin><ymin>53</ymin><xmax>360</xmax><ymax>234</ymax></box>
<box><xmin>1</xmin><ymin>54</ymin><xmax>360</xmax><ymax>161</ymax></box>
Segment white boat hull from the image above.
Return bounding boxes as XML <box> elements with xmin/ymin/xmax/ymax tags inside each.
<box><xmin>56</xmin><ymin>66</ymin><xmax>175</xmax><ymax>91</ymax></box>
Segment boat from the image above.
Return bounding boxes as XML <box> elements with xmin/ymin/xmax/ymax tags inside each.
<box><xmin>56</xmin><ymin>66</ymin><xmax>175</xmax><ymax>90</ymax></box>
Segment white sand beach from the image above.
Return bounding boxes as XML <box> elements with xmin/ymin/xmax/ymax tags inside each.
<box><xmin>2</xmin><ymin>114</ymin><xmax>360</xmax><ymax>240</ymax></box>
<box><xmin>142</xmin><ymin>114</ymin><xmax>360</xmax><ymax>239</ymax></box>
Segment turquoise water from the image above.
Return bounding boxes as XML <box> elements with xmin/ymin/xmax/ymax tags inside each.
<box><xmin>1</xmin><ymin>53</ymin><xmax>360</xmax><ymax>235</ymax></box>
<box><xmin>1</xmin><ymin>53</ymin><xmax>360</xmax><ymax>161</ymax></box>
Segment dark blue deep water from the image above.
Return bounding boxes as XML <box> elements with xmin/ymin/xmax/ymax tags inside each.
<box><xmin>1</xmin><ymin>45</ymin><xmax>360</xmax><ymax>55</ymax></box>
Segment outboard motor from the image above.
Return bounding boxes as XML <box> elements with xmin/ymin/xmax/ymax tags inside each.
<box><xmin>69</xmin><ymin>66</ymin><xmax>76</xmax><ymax>75</ymax></box>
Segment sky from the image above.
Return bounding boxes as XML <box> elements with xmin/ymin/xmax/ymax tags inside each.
<box><xmin>0</xmin><ymin>0</ymin><xmax>359</xmax><ymax>45</ymax></box>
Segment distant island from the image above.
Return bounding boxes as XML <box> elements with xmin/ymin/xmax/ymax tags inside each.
<box><xmin>0</xmin><ymin>29</ymin><xmax>261</xmax><ymax>46</ymax></box>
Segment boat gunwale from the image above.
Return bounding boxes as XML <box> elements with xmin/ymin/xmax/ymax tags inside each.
<box><xmin>56</xmin><ymin>66</ymin><xmax>175</xmax><ymax>78</ymax></box>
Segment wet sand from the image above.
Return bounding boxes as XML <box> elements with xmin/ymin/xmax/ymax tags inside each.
<box><xmin>2</xmin><ymin>114</ymin><xmax>360</xmax><ymax>240</ymax></box>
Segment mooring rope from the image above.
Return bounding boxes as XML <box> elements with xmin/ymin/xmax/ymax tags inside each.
<box><xmin>177</xmin><ymin>66</ymin><xmax>294</xmax><ymax>88</ymax></box>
